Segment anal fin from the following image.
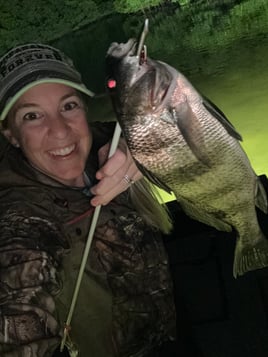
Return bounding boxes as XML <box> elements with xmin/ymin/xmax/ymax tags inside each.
<box><xmin>255</xmin><ymin>176</ymin><xmax>268</xmax><ymax>214</ymax></box>
<box><xmin>233</xmin><ymin>235</ymin><xmax>268</xmax><ymax>278</ymax></box>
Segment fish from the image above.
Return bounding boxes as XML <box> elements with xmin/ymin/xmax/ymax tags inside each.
<box><xmin>105</xmin><ymin>37</ymin><xmax>268</xmax><ymax>278</ymax></box>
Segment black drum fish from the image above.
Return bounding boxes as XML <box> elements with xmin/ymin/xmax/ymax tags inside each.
<box><xmin>105</xmin><ymin>37</ymin><xmax>268</xmax><ymax>278</ymax></box>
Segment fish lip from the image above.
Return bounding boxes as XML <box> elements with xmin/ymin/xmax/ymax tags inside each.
<box><xmin>107</xmin><ymin>39</ymin><xmax>137</xmax><ymax>59</ymax></box>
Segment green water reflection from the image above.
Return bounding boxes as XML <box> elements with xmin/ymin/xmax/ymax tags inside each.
<box><xmin>192</xmin><ymin>36</ymin><xmax>268</xmax><ymax>177</ymax></box>
<box><xmin>53</xmin><ymin>0</ymin><xmax>268</xmax><ymax>185</ymax></box>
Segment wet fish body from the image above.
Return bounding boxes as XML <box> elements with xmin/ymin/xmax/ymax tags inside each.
<box><xmin>106</xmin><ymin>39</ymin><xmax>268</xmax><ymax>277</ymax></box>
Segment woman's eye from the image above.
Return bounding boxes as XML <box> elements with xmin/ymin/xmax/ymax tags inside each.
<box><xmin>63</xmin><ymin>101</ymin><xmax>78</xmax><ymax>111</ymax></box>
<box><xmin>23</xmin><ymin>112</ymin><xmax>40</xmax><ymax>121</ymax></box>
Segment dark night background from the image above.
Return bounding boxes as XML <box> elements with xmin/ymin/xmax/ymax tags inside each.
<box><xmin>2</xmin><ymin>1</ymin><xmax>268</xmax><ymax>356</ymax></box>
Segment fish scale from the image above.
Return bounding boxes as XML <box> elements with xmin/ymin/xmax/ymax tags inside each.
<box><xmin>106</xmin><ymin>38</ymin><xmax>268</xmax><ymax>278</ymax></box>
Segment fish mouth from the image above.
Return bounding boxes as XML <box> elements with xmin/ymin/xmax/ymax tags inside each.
<box><xmin>107</xmin><ymin>38</ymin><xmax>149</xmax><ymax>81</ymax></box>
<box><xmin>107</xmin><ymin>38</ymin><xmax>137</xmax><ymax>59</ymax></box>
<box><xmin>127</xmin><ymin>38</ymin><xmax>148</xmax><ymax>67</ymax></box>
<box><xmin>127</xmin><ymin>39</ymin><xmax>154</xmax><ymax>86</ymax></box>
<box><xmin>107</xmin><ymin>39</ymin><xmax>175</xmax><ymax>108</ymax></box>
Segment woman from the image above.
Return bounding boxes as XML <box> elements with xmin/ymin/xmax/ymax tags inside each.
<box><xmin>0</xmin><ymin>43</ymin><xmax>176</xmax><ymax>356</ymax></box>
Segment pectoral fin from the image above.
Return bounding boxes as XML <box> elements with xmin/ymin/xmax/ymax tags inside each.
<box><xmin>171</xmin><ymin>99</ymin><xmax>211</xmax><ymax>167</ymax></box>
<box><xmin>135</xmin><ymin>160</ymin><xmax>173</xmax><ymax>194</ymax></box>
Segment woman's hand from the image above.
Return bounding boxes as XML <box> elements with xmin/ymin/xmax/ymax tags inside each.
<box><xmin>90</xmin><ymin>138</ymin><xmax>143</xmax><ymax>206</ymax></box>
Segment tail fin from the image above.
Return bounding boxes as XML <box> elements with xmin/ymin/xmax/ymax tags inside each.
<box><xmin>233</xmin><ymin>235</ymin><xmax>268</xmax><ymax>278</ymax></box>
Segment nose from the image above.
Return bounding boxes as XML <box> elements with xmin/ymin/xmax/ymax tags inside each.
<box><xmin>48</xmin><ymin>114</ymin><xmax>70</xmax><ymax>139</ymax></box>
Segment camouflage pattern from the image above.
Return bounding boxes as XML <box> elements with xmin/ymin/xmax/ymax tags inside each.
<box><xmin>0</xmin><ymin>131</ymin><xmax>176</xmax><ymax>356</ymax></box>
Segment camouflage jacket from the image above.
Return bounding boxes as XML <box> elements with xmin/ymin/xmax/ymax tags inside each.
<box><xmin>0</xmin><ymin>129</ymin><xmax>176</xmax><ymax>357</ymax></box>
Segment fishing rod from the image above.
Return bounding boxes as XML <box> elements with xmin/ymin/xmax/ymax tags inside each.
<box><xmin>60</xmin><ymin>18</ymin><xmax>150</xmax><ymax>355</ymax></box>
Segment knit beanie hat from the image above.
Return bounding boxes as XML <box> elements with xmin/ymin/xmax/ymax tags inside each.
<box><xmin>0</xmin><ymin>43</ymin><xmax>94</xmax><ymax>121</ymax></box>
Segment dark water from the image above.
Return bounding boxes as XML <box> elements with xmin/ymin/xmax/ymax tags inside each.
<box><xmin>53</xmin><ymin>0</ymin><xmax>268</xmax><ymax>188</ymax></box>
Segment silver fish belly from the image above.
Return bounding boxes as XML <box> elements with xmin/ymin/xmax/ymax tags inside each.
<box><xmin>106</xmin><ymin>39</ymin><xmax>268</xmax><ymax>277</ymax></box>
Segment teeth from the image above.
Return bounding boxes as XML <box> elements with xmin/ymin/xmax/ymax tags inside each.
<box><xmin>49</xmin><ymin>144</ymin><xmax>75</xmax><ymax>156</ymax></box>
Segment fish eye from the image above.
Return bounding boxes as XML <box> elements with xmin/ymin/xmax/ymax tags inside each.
<box><xmin>107</xmin><ymin>78</ymin><xmax>117</xmax><ymax>89</ymax></box>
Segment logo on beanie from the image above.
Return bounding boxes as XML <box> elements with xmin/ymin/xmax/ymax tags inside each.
<box><xmin>0</xmin><ymin>45</ymin><xmax>66</xmax><ymax>79</ymax></box>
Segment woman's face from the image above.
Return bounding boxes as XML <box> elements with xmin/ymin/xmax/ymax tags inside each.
<box><xmin>4</xmin><ymin>83</ymin><xmax>92</xmax><ymax>187</ymax></box>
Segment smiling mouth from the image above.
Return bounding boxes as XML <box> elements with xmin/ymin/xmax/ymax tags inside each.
<box><xmin>48</xmin><ymin>144</ymin><xmax>76</xmax><ymax>157</ymax></box>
